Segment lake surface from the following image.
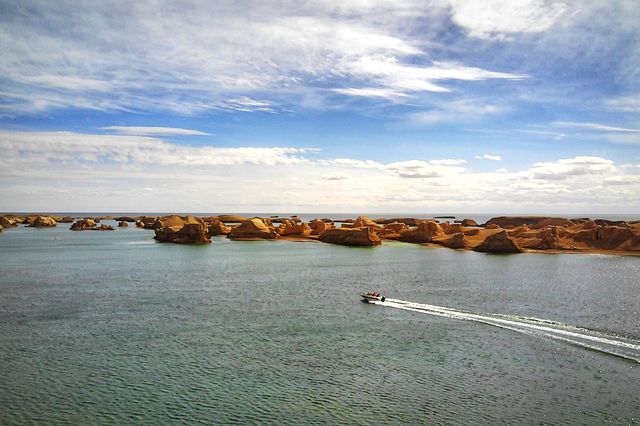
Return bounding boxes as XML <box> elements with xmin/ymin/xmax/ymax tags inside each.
<box><xmin>1</xmin><ymin>222</ymin><xmax>639</xmax><ymax>424</ymax></box>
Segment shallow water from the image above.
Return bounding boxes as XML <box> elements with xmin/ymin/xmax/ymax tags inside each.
<box><xmin>1</xmin><ymin>223</ymin><xmax>639</xmax><ymax>424</ymax></box>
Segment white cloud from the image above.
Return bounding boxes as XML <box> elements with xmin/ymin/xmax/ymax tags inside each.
<box><xmin>101</xmin><ymin>126</ymin><xmax>210</xmax><ymax>136</ymax></box>
<box><xmin>1</xmin><ymin>131</ymin><xmax>639</xmax><ymax>213</ymax></box>
<box><xmin>447</xmin><ymin>0</ymin><xmax>567</xmax><ymax>40</ymax></box>
<box><xmin>429</xmin><ymin>159</ymin><xmax>467</xmax><ymax>166</ymax></box>
<box><xmin>606</xmin><ymin>95</ymin><xmax>640</xmax><ymax>113</ymax></box>
<box><xmin>552</xmin><ymin>121</ymin><xmax>640</xmax><ymax>133</ymax></box>
<box><xmin>410</xmin><ymin>100</ymin><xmax>507</xmax><ymax>125</ymax></box>
<box><xmin>476</xmin><ymin>154</ymin><xmax>502</xmax><ymax>161</ymax></box>
<box><xmin>528</xmin><ymin>156</ymin><xmax>615</xmax><ymax>180</ymax></box>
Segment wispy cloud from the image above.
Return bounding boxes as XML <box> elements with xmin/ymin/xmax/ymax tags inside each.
<box><xmin>475</xmin><ymin>154</ymin><xmax>502</xmax><ymax>161</ymax></box>
<box><xmin>102</xmin><ymin>126</ymin><xmax>211</xmax><ymax>136</ymax></box>
<box><xmin>553</xmin><ymin>121</ymin><xmax>640</xmax><ymax>133</ymax></box>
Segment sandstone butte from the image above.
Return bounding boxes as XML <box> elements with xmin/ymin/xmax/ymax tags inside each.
<box><xmin>228</xmin><ymin>218</ymin><xmax>279</xmax><ymax>240</ymax></box>
<box><xmin>154</xmin><ymin>215</ymin><xmax>211</xmax><ymax>244</ymax></box>
<box><xmin>28</xmin><ymin>216</ymin><xmax>58</xmax><ymax>227</ymax></box>
<box><xmin>318</xmin><ymin>227</ymin><xmax>381</xmax><ymax>246</ymax></box>
<box><xmin>2</xmin><ymin>214</ymin><xmax>639</xmax><ymax>255</ymax></box>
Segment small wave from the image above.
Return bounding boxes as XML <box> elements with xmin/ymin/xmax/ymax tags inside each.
<box><xmin>371</xmin><ymin>298</ymin><xmax>640</xmax><ymax>363</ymax></box>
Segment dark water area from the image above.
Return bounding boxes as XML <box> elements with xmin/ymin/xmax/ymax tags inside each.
<box><xmin>1</xmin><ymin>223</ymin><xmax>639</xmax><ymax>424</ymax></box>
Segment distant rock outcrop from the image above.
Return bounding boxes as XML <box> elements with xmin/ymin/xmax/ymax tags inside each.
<box><xmin>485</xmin><ymin>216</ymin><xmax>574</xmax><ymax>229</ymax></box>
<box><xmin>461</xmin><ymin>219</ymin><xmax>479</xmax><ymax>227</ymax></box>
<box><xmin>214</xmin><ymin>215</ymin><xmax>248</xmax><ymax>224</ymax></box>
<box><xmin>118</xmin><ymin>221</ymin><xmax>129</xmax><ymax>227</ymax></box>
<box><xmin>398</xmin><ymin>220</ymin><xmax>443</xmax><ymax>243</ymax></box>
<box><xmin>474</xmin><ymin>230</ymin><xmax>523</xmax><ymax>253</ymax></box>
<box><xmin>70</xmin><ymin>219</ymin><xmax>97</xmax><ymax>230</ymax></box>
<box><xmin>228</xmin><ymin>218</ymin><xmax>279</xmax><ymax>239</ymax></box>
<box><xmin>93</xmin><ymin>224</ymin><xmax>115</xmax><ymax>231</ymax></box>
<box><xmin>154</xmin><ymin>216</ymin><xmax>211</xmax><ymax>244</ymax></box>
<box><xmin>0</xmin><ymin>216</ymin><xmax>18</xmax><ymax>227</ymax></box>
<box><xmin>207</xmin><ymin>220</ymin><xmax>231</xmax><ymax>236</ymax></box>
<box><xmin>439</xmin><ymin>232</ymin><xmax>468</xmax><ymax>249</ymax></box>
<box><xmin>60</xmin><ymin>216</ymin><xmax>74</xmax><ymax>223</ymax></box>
<box><xmin>28</xmin><ymin>216</ymin><xmax>57</xmax><ymax>227</ymax></box>
<box><xmin>277</xmin><ymin>219</ymin><xmax>312</xmax><ymax>236</ymax></box>
<box><xmin>351</xmin><ymin>216</ymin><xmax>381</xmax><ymax>230</ymax></box>
<box><xmin>309</xmin><ymin>219</ymin><xmax>332</xmax><ymax>235</ymax></box>
<box><xmin>115</xmin><ymin>216</ymin><xmax>137</xmax><ymax>222</ymax></box>
<box><xmin>319</xmin><ymin>227</ymin><xmax>381</xmax><ymax>246</ymax></box>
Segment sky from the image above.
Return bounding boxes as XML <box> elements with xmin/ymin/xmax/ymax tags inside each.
<box><xmin>0</xmin><ymin>0</ymin><xmax>639</xmax><ymax>214</ymax></box>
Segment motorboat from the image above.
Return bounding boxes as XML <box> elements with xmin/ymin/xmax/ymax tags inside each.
<box><xmin>361</xmin><ymin>291</ymin><xmax>385</xmax><ymax>302</ymax></box>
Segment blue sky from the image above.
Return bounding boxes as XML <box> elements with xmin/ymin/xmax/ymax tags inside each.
<box><xmin>0</xmin><ymin>0</ymin><xmax>639</xmax><ymax>213</ymax></box>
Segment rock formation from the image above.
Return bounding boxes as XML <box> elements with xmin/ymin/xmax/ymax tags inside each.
<box><xmin>485</xmin><ymin>216</ymin><xmax>574</xmax><ymax>229</ymax></box>
<box><xmin>474</xmin><ymin>230</ymin><xmax>523</xmax><ymax>253</ymax></box>
<box><xmin>59</xmin><ymin>216</ymin><xmax>74</xmax><ymax>223</ymax></box>
<box><xmin>0</xmin><ymin>216</ymin><xmax>18</xmax><ymax>227</ymax></box>
<box><xmin>277</xmin><ymin>219</ymin><xmax>312</xmax><ymax>236</ymax></box>
<box><xmin>214</xmin><ymin>215</ymin><xmax>248</xmax><ymax>223</ymax></box>
<box><xmin>309</xmin><ymin>219</ymin><xmax>332</xmax><ymax>235</ymax></box>
<box><xmin>70</xmin><ymin>219</ymin><xmax>97</xmax><ymax>230</ymax></box>
<box><xmin>28</xmin><ymin>216</ymin><xmax>57</xmax><ymax>227</ymax></box>
<box><xmin>438</xmin><ymin>232</ymin><xmax>468</xmax><ymax>249</ymax></box>
<box><xmin>118</xmin><ymin>221</ymin><xmax>129</xmax><ymax>227</ymax></box>
<box><xmin>208</xmin><ymin>220</ymin><xmax>231</xmax><ymax>236</ymax></box>
<box><xmin>351</xmin><ymin>216</ymin><xmax>381</xmax><ymax>230</ymax></box>
<box><xmin>115</xmin><ymin>216</ymin><xmax>137</xmax><ymax>222</ymax></box>
<box><xmin>93</xmin><ymin>224</ymin><xmax>115</xmax><ymax>231</ymax></box>
<box><xmin>228</xmin><ymin>218</ymin><xmax>279</xmax><ymax>239</ymax></box>
<box><xmin>154</xmin><ymin>216</ymin><xmax>211</xmax><ymax>244</ymax></box>
<box><xmin>398</xmin><ymin>220</ymin><xmax>443</xmax><ymax>243</ymax></box>
<box><xmin>461</xmin><ymin>219</ymin><xmax>479</xmax><ymax>227</ymax></box>
<box><xmin>319</xmin><ymin>227</ymin><xmax>381</xmax><ymax>246</ymax></box>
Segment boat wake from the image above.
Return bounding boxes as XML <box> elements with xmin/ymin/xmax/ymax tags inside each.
<box><xmin>370</xmin><ymin>298</ymin><xmax>640</xmax><ymax>363</ymax></box>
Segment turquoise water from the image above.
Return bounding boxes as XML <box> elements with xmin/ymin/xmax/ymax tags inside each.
<box><xmin>1</xmin><ymin>222</ymin><xmax>639</xmax><ymax>424</ymax></box>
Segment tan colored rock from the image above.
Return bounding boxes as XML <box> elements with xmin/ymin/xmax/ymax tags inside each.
<box><xmin>59</xmin><ymin>216</ymin><xmax>74</xmax><ymax>223</ymax></box>
<box><xmin>485</xmin><ymin>216</ymin><xmax>574</xmax><ymax>229</ymax></box>
<box><xmin>439</xmin><ymin>232</ymin><xmax>468</xmax><ymax>249</ymax></box>
<box><xmin>154</xmin><ymin>216</ymin><xmax>211</xmax><ymax>244</ymax></box>
<box><xmin>115</xmin><ymin>216</ymin><xmax>137</xmax><ymax>222</ymax></box>
<box><xmin>474</xmin><ymin>230</ymin><xmax>523</xmax><ymax>253</ymax></box>
<box><xmin>485</xmin><ymin>223</ymin><xmax>500</xmax><ymax>230</ymax></box>
<box><xmin>444</xmin><ymin>223</ymin><xmax>463</xmax><ymax>235</ymax></box>
<box><xmin>383</xmin><ymin>222</ymin><xmax>408</xmax><ymax>233</ymax></box>
<box><xmin>461</xmin><ymin>219</ymin><xmax>479</xmax><ymax>227</ymax></box>
<box><xmin>92</xmin><ymin>224</ymin><xmax>115</xmax><ymax>231</ymax></box>
<box><xmin>139</xmin><ymin>216</ymin><xmax>159</xmax><ymax>229</ymax></box>
<box><xmin>309</xmin><ymin>219</ymin><xmax>332</xmax><ymax>235</ymax></box>
<box><xmin>214</xmin><ymin>215</ymin><xmax>248</xmax><ymax>223</ymax></box>
<box><xmin>208</xmin><ymin>220</ymin><xmax>231</xmax><ymax>236</ymax></box>
<box><xmin>28</xmin><ymin>216</ymin><xmax>57</xmax><ymax>227</ymax></box>
<box><xmin>319</xmin><ymin>227</ymin><xmax>381</xmax><ymax>246</ymax></box>
<box><xmin>352</xmin><ymin>216</ymin><xmax>381</xmax><ymax>230</ymax></box>
<box><xmin>0</xmin><ymin>216</ymin><xmax>18</xmax><ymax>227</ymax></box>
<box><xmin>228</xmin><ymin>218</ymin><xmax>279</xmax><ymax>239</ymax></box>
<box><xmin>398</xmin><ymin>220</ymin><xmax>443</xmax><ymax>243</ymax></box>
<box><xmin>118</xmin><ymin>221</ymin><xmax>129</xmax><ymax>227</ymax></box>
<box><xmin>70</xmin><ymin>219</ymin><xmax>97</xmax><ymax>230</ymax></box>
<box><xmin>277</xmin><ymin>219</ymin><xmax>311</xmax><ymax>236</ymax></box>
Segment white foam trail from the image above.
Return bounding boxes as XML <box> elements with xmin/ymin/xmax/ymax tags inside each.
<box><xmin>371</xmin><ymin>298</ymin><xmax>640</xmax><ymax>363</ymax></box>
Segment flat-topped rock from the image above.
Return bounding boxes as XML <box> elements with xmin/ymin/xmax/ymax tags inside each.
<box><xmin>319</xmin><ymin>227</ymin><xmax>381</xmax><ymax>246</ymax></box>
<box><xmin>228</xmin><ymin>218</ymin><xmax>279</xmax><ymax>239</ymax></box>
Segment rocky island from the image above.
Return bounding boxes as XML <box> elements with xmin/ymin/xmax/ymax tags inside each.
<box><xmin>1</xmin><ymin>213</ymin><xmax>639</xmax><ymax>255</ymax></box>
